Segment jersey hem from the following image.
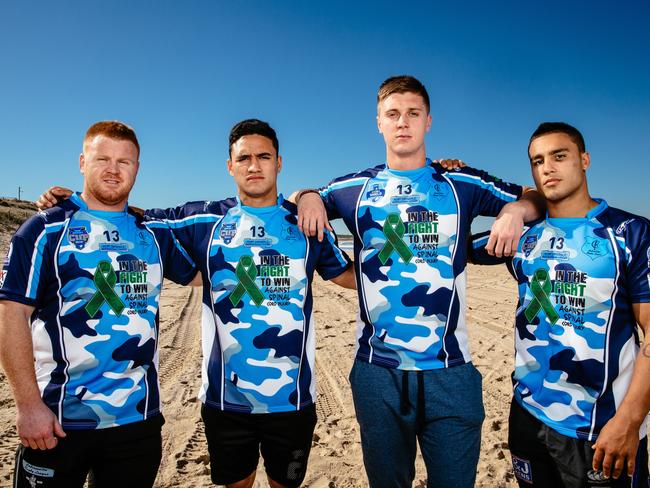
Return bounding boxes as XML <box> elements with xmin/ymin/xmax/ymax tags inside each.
<box><xmin>60</xmin><ymin>409</ymin><xmax>162</xmax><ymax>430</ymax></box>
<box><xmin>202</xmin><ymin>398</ymin><xmax>315</xmax><ymax>414</ymax></box>
<box><xmin>514</xmin><ymin>398</ymin><xmax>600</xmax><ymax>441</ymax></box>
<box><xmin>319</xmin><ymin>262</ymin><xmax>352</xmax><ymax>281</ymax></box>
<box><xmin>0</xmin><ymin>293</ymin><xmax>38</xmax><ymax>306</ymax></box>
<box><xmin>356</xmin><ymin>352</ymin><xmax>468</xmax><ymax>370</ymax></box>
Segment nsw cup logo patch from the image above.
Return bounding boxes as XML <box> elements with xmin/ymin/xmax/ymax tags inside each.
<box><xmin>522</xmin><ymin>235</ymin><xmax>538</xmax><ymax>257</ymax></box>
<box><xmin>220</xmin><ymin>223</ymin><xmax>237</xmax><ymax>245</ymax></box>
<box><xmin>68</xmin><ymin>226</ymin><xmax>89</xmax><ymax>250</ymax></box>
<box><xmin>366</xmin><ymin>184</ymin><xmax>385</xmax><ymax>203</ymax></box>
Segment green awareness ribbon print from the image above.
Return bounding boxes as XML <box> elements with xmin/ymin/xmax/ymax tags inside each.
<box><xmin>524</xmin><ymin>268</ymin><xmax>560</xmax><ymax>325</ymax></box>
<box><xmin>85</xmin><ymin>260</ymin><xmax>125</xmax><ymax>318</ymax></box>
<box><xmin>378</xmin><ymin>213</ymin><xmax>414</xmax><ymax>265</ymax></box>
<box><xmin>230</xmin><ymin>255</ymin><xmax>265</xmax><ymax>306</ymax></box>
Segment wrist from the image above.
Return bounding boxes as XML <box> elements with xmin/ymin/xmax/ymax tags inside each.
<box><xmin>296</xmin><ymin>189</ymin><xmax>319</xmax><ymax>203</ymax></box>
<box><xmin>14</xmin><ymin>393</ymin><xmax>45</xmax><ymax>411</ymax></box>
<box><xmin>502</xmin><ymin>201</ymin><xmax>528</xmax><ymax>218</ymax></box>
<box><xmin>612</xmin><ymin>405</ymin><xmax>646</xmax><ymax>428</ymax></box>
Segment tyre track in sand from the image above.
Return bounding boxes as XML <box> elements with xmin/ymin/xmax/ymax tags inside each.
<box><xmin>155</xmin><ymin>284</ymin><xmax>213</xmax><ymax>488</ymax></box>
<box><xmin>467</xmin><ymin>265</ymin><xmax>518</xmax><ymax>487</ymax></box>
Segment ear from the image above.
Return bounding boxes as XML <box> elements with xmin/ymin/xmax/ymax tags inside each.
<box><xmin>425</xmin><ymin>113</ymin><xmax>432</xmax><ymax>132</ymax></box>
<box><xmin>581</xmin><ymin>152</ymin><xmax>590</xmax><ymax>171</ymax></box>
<box><xmin>227</xmin><ymin>159</ymin><xmax>234</xmax><ymax>177</ymax></box>
<box><xmin>376</xmin><ymin>114</ymin><xmax>382</xmax><ymax>134</ymax></box>
<box><xmin>79</xmin><ymin>153</ymin><xmax>85</xmax><ymax>174</ymax></box>
<box><xmin>277</xmin><ymin>155</ymin><xmax>282</xmax><ymax>173</ymax></box>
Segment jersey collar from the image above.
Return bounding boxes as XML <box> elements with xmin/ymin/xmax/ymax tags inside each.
<box><xmin>546</xmin><ymin>198</ymin><xmax>608</xmax><ymax>225</ymax></box>
<box><xmin>238</xmin><ymin>194</ymin><xmax>284</xmax><ymax>215</ymax></box>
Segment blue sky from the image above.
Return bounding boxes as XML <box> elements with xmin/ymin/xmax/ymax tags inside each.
<box><xmin>1</xmin><ymin>0</ymin><xmax>648</xmax><ymax>232</ymax></box>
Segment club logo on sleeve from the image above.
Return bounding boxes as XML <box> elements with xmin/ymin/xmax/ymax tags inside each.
<box><xmin>68</xmin><ymin>226</ymin><xmax>89</xmax><ymax>250</ymax></box>
<box><xmin>511</xmin><ymin>456</ymin><xmax>533</xmax><ymax>483</ymax></box>
<box><xmin>582</xmin><ymin>237</ymin><xmax>607</xmax><ymax>260</ymax></box>
<box><xmin>522</xmin><ymin>235</ymin><xmax>538</xmax><ymax>257</ymax></box>
<box><xmin>0</xmin><ymin>269</ymin><xmax>6</xmax><ymax>288</ymax></box>
<box><xmin>219</xmin><ymin>223</ymin><xmax>237</xmax><ymax>244</ymax></box>
<box><xmin>366</xmin><ymin>184</ymin><xmax>385</xmax><ymax>202</ymax></box>
<box><xmin>615</xmin><ymin>219</ymin><xmax>634</xmax><ymax>235</ymax></box>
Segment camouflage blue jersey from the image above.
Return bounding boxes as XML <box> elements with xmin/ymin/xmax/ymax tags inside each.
<box><xmin>319</xmin><ymin>159</ymin><xmax>522</xmax><ymax>370</ymax></box>
<box><xmin>147</xmin><ymin>195</ymin><xmax>351</xmax><ymax>414</ymax></box>
<box><xmin>0</xmin><ymin>193</ymin><xmax>196</xmax><ymax>430</ymax></box>
<box><xmin>472</xmin><ymin>199</ymin><xmax>650</xmax><ymax>440</ymax></box>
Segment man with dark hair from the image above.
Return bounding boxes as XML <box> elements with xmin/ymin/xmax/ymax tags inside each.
<box><xmin>229</xmin><ymin>118</ymin><xmax>280</xmax><ymax>155</ymax></box>
<box><xmin>528</xmin><ymin>121</ymin><xmax>586</xmax><ymax>153</ymax></box>
<box><xmin>148</xmin><ymin>118</ymin><xmax>355</xmax><ymax>488</ymax></box>
<box><xmin>37</xmin><ymin>118</ymin><xmax>356</xmax><ymax>488</ymax></box>
<box><xmin>471</xmin><ymin>122</ymin><xmax>650</xmax><ymax>486</ymax></box>
<box><xmin>296</xmin><ymin>74</ymin><xmax>545</xmax><ymax>487</ymax></box>
<box><xmin>0</xmin><ymin>121</ymin><xmax>197</xmax><ymax>487</ymax></box>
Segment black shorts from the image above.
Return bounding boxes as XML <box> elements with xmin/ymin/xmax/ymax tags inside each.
<box><xmin>201</xmin><ymin>403</ymin><xmax>317</xmax><ymax>487</ymax></box>
<box><xmin>508</xmin><ymin>399</ymin><xmax>649</xmax><ymax>487</ymax></box>
<box><xmin>13</xmin><ymin>415</ymin><xmax>163</xmax><ymax>488</ymax></box>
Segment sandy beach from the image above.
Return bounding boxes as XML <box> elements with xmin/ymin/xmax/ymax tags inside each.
<box><xmin>0</xmin><ymin>263</ymin><xmax>530</xmax><ymax>487</ymax></box>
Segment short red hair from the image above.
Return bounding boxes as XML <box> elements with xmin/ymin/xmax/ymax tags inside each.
<box><xmin>84</xmin><ymin>121</ymin><xmax>140</xmax><ymax>158</ymax></box>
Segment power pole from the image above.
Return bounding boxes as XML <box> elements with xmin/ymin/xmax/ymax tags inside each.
<box><xmin>18</xmin><ymin>186</ymin><xmax>23</xmax><ymax>201</ymax></box>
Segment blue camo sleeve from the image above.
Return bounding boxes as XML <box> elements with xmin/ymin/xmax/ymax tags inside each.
<box><xmin>318</xmin><ymin>171</ymin><xmax>368</xmax><ymax>221</ymax></box>
<box><xmin>0</xmin><ymin>216</ymin><xmax>50</xmax><ymax>306</ymax></box>
<box><xmin>145</xmin><ymin>199</ymin><xmax>234</xmax><ymax>261</ymax></box>
<box><xmin>314</xmin><ymin>229</ymin><xmax>352</xmax><ymax>281</ymax></box>
<box><xmin>625</xmin><ymin>218</ymin><xmax>650</xmax><ymax>303</ymax></box>
<box><xmin>469</xmin><ymin>230</ymin><xmax>516</xmax><ymax>278</ymax></box>
<box><xmin>145</xmin><ymin>202</ymin><xmax>204</xmax><ymax>253</ymax></box>
<box><xmin>448</xmin><ymin>167</ymin><xmax>524</xmax><ymax>219</ymax></box>
<box><xmin>148</xmin><ymin>222</ymin><xmax>197</xmax><ymax>286</ymax></box>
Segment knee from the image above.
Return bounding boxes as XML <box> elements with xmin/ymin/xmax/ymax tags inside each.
<box><xmin>226</xmin><ymin>471</ymin><xmax>256</xmax><ymax>488</ymax></box>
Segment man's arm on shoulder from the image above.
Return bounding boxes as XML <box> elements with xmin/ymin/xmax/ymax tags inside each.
<box><xmin>592</xmin><ymin>302</ymin><xmax>650</xmax><ymax>480</ymax></box>
<box><xmin>487</xmin><ymin>187</ymin><xmax>545</xmax><ymax>257</ymax></box>
<box><xmin>36</xmin><ymin>186</ymin><xmax>73</xmax><ymax>209</ymax></box>
<box><xmin>0</xmin><ymin>301</ymin><xmax>65</xmax><ymax>450</ymax></box>
<box><xmin>290</xmin><ymin>190</ymin><xmax>333</xmax><ymax>242</ymax></box>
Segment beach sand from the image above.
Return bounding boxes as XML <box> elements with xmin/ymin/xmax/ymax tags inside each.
<box><xmin>0</xmin><ymin>263</ymin><xmax>530</xmax><ymax>487</ymax></box>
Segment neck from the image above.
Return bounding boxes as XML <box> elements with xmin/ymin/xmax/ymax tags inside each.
<box><xmin>386</xmin><ymin>147</ymin><xmax>427</xmax><ymax>171</ymax></box>
<box><xmin>547</xmin><ymin>187</ymin><xmax>598</xmax><ymax>218</ymax></box>
<box><xmin>239</xmin><ymin>190</ymin><xmax>278</xmax><ymax>208</ymax></box>
<box><xmin>80</xmin><ymin>191</ymin><xmax>127</xmax><ymax>212</ymax></box>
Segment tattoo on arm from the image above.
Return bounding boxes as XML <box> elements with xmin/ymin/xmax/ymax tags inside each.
<box><xmin>643</xmin><ymin>343</ymin><xmax>650</xmax><ymax>358</ymax></box>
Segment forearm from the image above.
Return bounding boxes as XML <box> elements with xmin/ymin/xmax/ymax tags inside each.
<box><xmin>513</xmin><ymin>187</ymin><xmax>546</xmax><ymax>222</ymax></box>
<box><xmin>615</xmin><ymin>340</ymin><xmax>650</xmax><ymax>427</ymax></box>
<box><xmin>0</xmin><ymin>302</ymin><xmax>41</xmax><ymax>408</ymax></box>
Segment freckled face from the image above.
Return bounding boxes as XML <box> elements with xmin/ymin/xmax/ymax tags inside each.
<box><xmin>80</xmin><ymin>135</ymin><xmax>139</xmax><ymax>210</ymax></box>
